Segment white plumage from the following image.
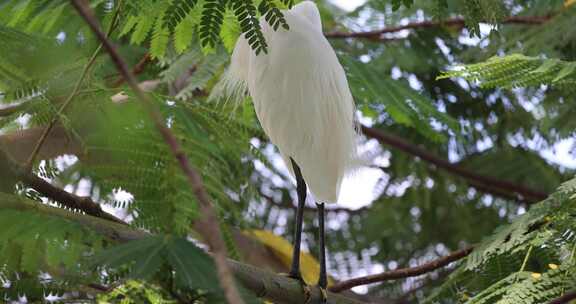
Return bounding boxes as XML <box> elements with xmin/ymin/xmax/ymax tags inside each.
<box><xmin>216</xmin><ymin>1</ymin><xmax>357</xmax><ymax>203</ymax></box>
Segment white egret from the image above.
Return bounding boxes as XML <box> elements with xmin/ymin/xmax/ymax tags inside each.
<box><xmin>215</xmin><ymin>1</ymin><xmax>357</xmax><ymax>301</ymax></box>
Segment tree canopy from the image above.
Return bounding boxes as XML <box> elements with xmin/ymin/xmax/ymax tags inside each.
<box><xmin>0</xmin><ymin>0</ymin><xmax>575</xmax><ymax>303</ymax></box>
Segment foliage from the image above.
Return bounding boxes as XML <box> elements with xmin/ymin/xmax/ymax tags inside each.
<box><xmin>0</xmin><ymin>193</ymin><xmax>106</xmax><ymax>300</ymax></box>
<box><xmin>93</xmin><ymin>236</ymin><xmax>221</xmax><ymax>296</ymax></box>
<box><xmin>97</xmin><ymin>280</ymin><xmax>178</xmax><ymax>304</ymax></box>
<box><xmin>0</xmin><ymin>0</ymin><xmax>294</xmax><ymax>58</ymax></box>
<box><xmin>0</xmin><ymin>0</ymin><xmax>576</xmax><ymax>303</ymax></box>
<box><xmin>389</xmin><ymin>0</ymin><xmax>507</xmax><ymax>36</ymax></box>
<box><xmin>342</xmin><ymin>55</ymin><xmax>460</xmax><ymax>141</ymax></box>
<box><xmin>81</xmin><ymin>98</ymin><xmax>255</xmax><ymax>234</ymax></box>
<box><xmin>424</xmin><ymin>176</ymin><xmax>576</xmax><ymax>304</ymax></box>
<box><xmin>439</xmin><ymin>54</ymin><xmax>576</xmax><ymax>90</ymax></box>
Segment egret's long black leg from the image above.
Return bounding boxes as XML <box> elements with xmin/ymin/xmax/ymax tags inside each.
<box><xmin>316</xmin><ymin>202</ymin><xmax>328</xmax><ymax>303</ymax></box>
<box><xmin>289</xmin><ymin>157</ymin><xmax>307</xmax><ymax>280</ymax></box>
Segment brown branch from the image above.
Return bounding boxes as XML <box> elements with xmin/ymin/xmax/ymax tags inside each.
<box><xmin>329</xmin><ymin>246</ymin><xmax>474</xmax><ymax>293</ymax></box>
<box><xmin>110</xmin><ymin>53</ymin><xmax>151</xmax><ymax>87</ymax></box>
<box><xmin>0</xmin><ymin>104</ymin><xmax>27</xmax><ymax>117</ymax></box>
<box><xmin>548</xmin><ymin>291</ymin><xmax>576</xmax><ymax>304</ymax></box>
<box><xmin>391</xmin><ymin>268</ymin><xmax>454</xmax><ymax>304</ymax></box>
<box><xmin>23</xmin><ymin>173</ymin><xmax>126</xmax><ymax>224</ymax></box>
<box><xmin>325</xmin><ymin>15</ymin><xmax>551</xmax><ymax>39</ymax></box>
<box><xmin>260</xmin><ymin>192</ymin><xmax>369</xmax><ymax>215</ymax></box>
<box><xmin>361</xmin><ymin>126</ymin><xmax>548</xmax><ymax>204</ymax></box>
<box><xmin>0</xmin><ymin>148</ymin><xmax>125</xmax><ymax>224</ymax></box>
<box><xmin>68</xmin><ymin>1</ymin><xmax>244</xmax><ymax>303</ymax></box>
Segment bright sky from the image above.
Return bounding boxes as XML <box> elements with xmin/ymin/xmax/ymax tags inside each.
<box><xmin>332</xmin><ymin>0</ymin><xmax>366</xmax><ymax>11</ymax></box>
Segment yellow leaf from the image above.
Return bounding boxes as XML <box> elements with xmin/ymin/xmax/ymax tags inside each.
<box><xmin>548</xmin><ymin>263</ymin><xmax>559</xmax><ymax>270</ymax></box>
<box><xmin>244</xmin><ymin>229</ymin><xmax>334</xmax><ymax>286</ymax></box>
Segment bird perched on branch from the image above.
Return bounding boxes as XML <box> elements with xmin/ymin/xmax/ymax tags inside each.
<box><xmin>214</xmin><ymin>1</ymin><xmax>358</xmax><ymax>302</ymax></box>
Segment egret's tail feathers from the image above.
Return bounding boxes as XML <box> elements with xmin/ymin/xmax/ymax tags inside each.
<box><xmin>208</xmin><ymin>34</ymin><xmax>251</xmax><ymax>108</ymax></box>
<box><xmin>209</xmin><ymin>69</ymin><xmax>248</xmax><ymax>109</ymax></box>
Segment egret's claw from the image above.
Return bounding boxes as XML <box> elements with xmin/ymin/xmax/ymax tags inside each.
<box><xmin>279</xmin><ymin>273</ymin><xmax>311</xmax><ymax>303</ymax></box>
<box><xmin>302</xmin><ymin>284</ymin><xmax>312</xmax><ymax>304</ymax></box>
<box><xmin>318</xmin><ymin>286</ymin><xmax>328</xmax><ymax>304</ymax></box>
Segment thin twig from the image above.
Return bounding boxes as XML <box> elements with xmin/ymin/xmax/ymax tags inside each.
<box><xmin>325</xmin><ymin>15</ymin><xmax>551</xmax><ymax>39</ymax></box>
<box><xmin>25</xmin><ymin>1</ymin><xmax>123</xmax><ymax>168</ymax></box>
<box><xmin>391</xmin><ymin>269</ymin><xmax>453</xmax><ymax>304</ymax></box>
<box><xmin>329</xmin><ymin>246</ymin><xmax>474</xmax><ymax>292</ymax></box>
<box><xmin>361</xmin><ymin>126</ymin><xmax>548</xmax><ymax>203</ymax></box>
<box><xmin>68</xmin><ymin>1</ymin><xmax>245</xmax><ymax>303</ymax></box>
<box><xmin>516</xmin><ymin>245</ymin><xmax>533</xmax><ymax>283</ymax></box>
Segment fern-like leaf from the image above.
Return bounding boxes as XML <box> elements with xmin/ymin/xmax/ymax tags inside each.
<box><xmin>199</xmin><ymin>0</ymin><xmax>227</xmax><ymax>49</ymax></box>
<box><xmin>230</xmin><ymin>0</ymin><xmax>268</xmax><ymax>54</ymax></box>
<box><xmin>439</xmin><ymin>54</ymin><xmax>576</xmax><ymax>89</ymax></box>
<box><xmin>258</xmin><ymin>0</ymin><xmax>289</xmax><ymax>31</ymax></box>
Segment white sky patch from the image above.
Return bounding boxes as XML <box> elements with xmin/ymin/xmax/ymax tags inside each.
<box><xmin>540</xmin><ymin>138</ymin><xmax>576</xmax><ymax>169</ymax></box>
<box><xmin>338</xmin><ymin>167</ymin><xmax>383</xmax><ymax>208</ymax></box>
<box><xmin>458</xmin><ymin>23</ymin><xmax>494</xmax><ymax>46</ymax></box>
<box><xmin>331</xmin><ymin>0</ymin><xmax>366</xmax><ymax>12</ymax></box>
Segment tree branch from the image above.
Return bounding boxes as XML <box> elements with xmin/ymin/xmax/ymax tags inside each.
<box><xmin>361</xmin><ymin>126</ymin><xmax>548</xmax><ymax>203</ymax></box>
<box><xmin>261</xmin><ymin>192</ymin><xmax>369</xmax><ymax>215</ymax></box>
<box><xmin>0</xmin><ymin>148</ymin><xmax>125</xmax><ymax>224</ymax></box>
<box><xmin>231</xmin><ymin>260</ymin><xmax>363</xmax><ymax>304</ymax></box>
<box><xmin>0</xmin><ymin>104</ymin><xmax>27</xmax><ymax>117</ymax></box>
<box><xmin>0</xmin><ymin>192</ymin><xmax>145</xmax><ymax>242</ymax></box>
<box><xmin>69</xmin><ymin>1</ymin><xmax>243</xmax><ymax>303</ymax></box>
<box><xmin>110</xmin><ymin>53</ymin><xmax>151</xmax><ymax>87</ymax></box>
<box><xmin>0</xmin><ymin>194</ymin><xmax>363</xmax><ymax>304</ymax></box>
<box><xmin>548</xmin><ymin>291</ymin><xmax>576</xmax><ymax>304</ymax></box>
<box><xmin>329</xmin><ymin>246</ymin><xmax>473</xmax><ymax>293</ymax></box>
<box><xmin>0</xmin><ymin>124</ymin><xmax>548</xmax><ymax>207</ymax></box>
<box><xmin>325</xmin><ymin>15</ymin><xmax>551</xmax><ymax>40</ymax></box>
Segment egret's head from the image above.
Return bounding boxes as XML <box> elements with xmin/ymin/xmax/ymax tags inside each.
<box><xmin>291</xmin><ymin>1</ymin><xmax>322</xmax><ymax>31</ymax></box>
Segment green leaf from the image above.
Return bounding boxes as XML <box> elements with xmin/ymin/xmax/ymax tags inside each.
<box><xmin>93</xmin><ymin>235</ymin><xmax>221</xmax><ymax>292</ymax></box>
<box><xmin>151</xmin><ymin>16</ymin><xmax>171</xmax><ymax>59</ymax></box>
<box><xmin>553</xmin><ymin>62</ymin><xmax>576</xmax><ymax>82</ymax></box>
<box><xmin>93</xmin><ymin>236</ymin><xmax>166</xmax><ymax>279</ymax></box>
<box><xmin>174</xmin><ymin>14</ymin><xmax>195</xmax><ymax>53</ymax></box>
<box><xmin>164</xmin><ymin>237</ymin><xmax>218</xmax><ymax>290</ymax></box>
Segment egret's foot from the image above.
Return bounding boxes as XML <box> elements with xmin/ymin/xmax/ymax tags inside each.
<box><xmin>317</xmin><ymin>286</ymin><xmax>328</xmax><ymax>304</ymax></box>
<box><xmin>301</xmin><ymin>283</ymin><xmax>312</xmax><ymax>304</ymax></box>
<box><xmin>279</xmin><ymin>272</ymin><xmax>311</xmax><ymax>303</ymax></box>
